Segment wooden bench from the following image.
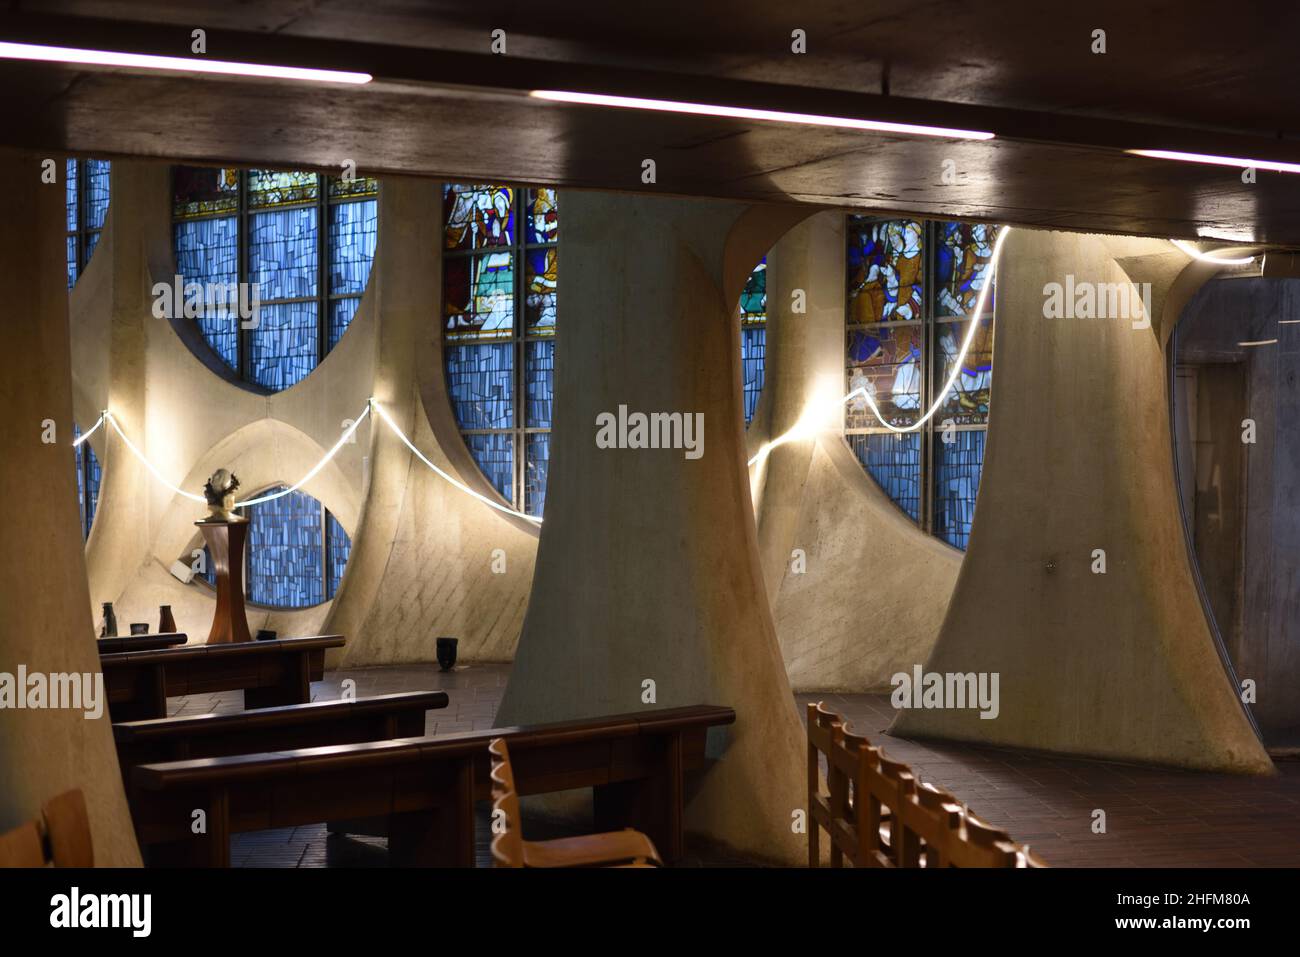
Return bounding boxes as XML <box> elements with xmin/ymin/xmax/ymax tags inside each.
<box><xmin>128</xmin><ymin>704</ymin><xmax>734</xmax><ymax>867</ymax></box>
<box><xmin>114</xmin><ymin>691</ymin><xmax>450</xmax><ymax>771</ymax></box>
<box><xmin>100</xmin><ymin>634</ymin><xmax>345</xmax><ymax>721</ymax></box>
<box><xmin>98</xmin><ymin>633</ymin><xmax>187</xmax><ymax>654</ymax></box>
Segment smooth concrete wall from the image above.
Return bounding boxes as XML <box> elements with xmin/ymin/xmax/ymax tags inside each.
<box><xmin>496</xmin><ymin>192</ymin><xmax>812</xmax><ymax>863</ymax></box>
<box><xmin>0</xmin><ymin>150</ymin><xmax>141</xmax><ymax>865</ymax></box>
<box><xmin>751</xmin><ymin>212</ymin><xmax>960</xmax><ymax>692</ymax></box>
<box><xmin>71</xmin><ymin>163</ymin><xmax>536</xmax><ymax>666</ymax></box>
<box><xmin>892</xmin><ymin>230</ymin><xmax>1272</xmax><ymax>773</ymax></box>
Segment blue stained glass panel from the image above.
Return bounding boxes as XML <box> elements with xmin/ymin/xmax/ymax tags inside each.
<box><xmin>84</xmin><ymin>231</ymin><xmax>101</xmax><ymax>266</ymax></box>
<box><xmin>246</xmin><ymin>487</ymin><xmax>324</xmax><ymax>608</ymax></box>
<box><xmin>849</xmin><ymin>432</ymin><xmax>922</xmax><ymax>521</ymax></box>
<box><xmin>84</xmin><ymin>160</ymin><xmax>111</xmax><ymax>231</ymax></box>
<box><xmin>464</xmin><ymin>433</ymin><xmax>514</xmax><ymax>502</ymax></box>
<box><xmin>66</xmin><ymin>236</ymin><xmax>78</xmax><ymax>289</ymax></box>
<box><xmin>329</xmin><ymin>198</ymin><xmax>377</xmax><ymax>296</ymax></box>
<box><xmin>526</xmin><ymin>339</ymin><xmax>554</xmax><ymax>428</ymax></box>
<box><xmin>326</xmin><ymin>511</ymin><xmax>351</xmax><ymax>599</ymax></box>
<box><xmin>934</xmin><ymin>429</ymin><xmax>986</xmax><ymax>550</ymax></box>
<box><xmin>525</xmin><ymin>433</ymin><xmax>549</xmax><ymax>517</ymax></box>
<box><xmin>328</xmin><ymin>298</ymin><xmax>360</xmax><ymax>353</ymax></box>
<box><xmin>446</xmin><ymin>343</ymin><xmax>514</xmax><ymax>430</ymax></box>
<box><xmin>65</xmin><ymin>160</ymin><xmax>78</xmax><ymax>231</ymax></box>
<box><xmin>174</xmin><ymin>216</ymin><xmax>240</xmax><ymax>369</ymax></box>
<box><xmin>740</xmin><ymin>259</ymin><xmax>766</xmax><ymax>323</ymax></box>
<box><xmin>249</xmin><ymin>207</ymin><xmax>318</xmax><ymax>301</ymax></box>
<box><xmin>248</xmin><ymin>301</ymin><xmax>319</xmax><ymax>391</ymax></box>
<box><xmin>742</xmin><ymin>326</ymin><xmax>766</xmax><ymax>426</ymax></box>
<box><xmin>847</xmin><ymin>218</ymin><xmax>924</xmax><ymax>324</ymax></box>
<box><xmin>73</xmin><ymin>425</ymin><xmax>102</xmax><ymax>541</ymax></box>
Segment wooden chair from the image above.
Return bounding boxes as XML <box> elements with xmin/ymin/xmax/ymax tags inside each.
<box><xmin>0</xmin><ymin>789</ymin><xmax>93</xmax><ymax>868</ymax></box>
<box><xmin>897</xmin><ymin>783</ymin><xmax>960</xmax><ymax>868</ymax></box>
<box><xmin>861</xmin><ymin>744</ymin><xmax>914</xmax><ymax>867</ymax></box>
<box><xmin>487</xmin><ymin>738</ymin><xmax>661</xmax><ymax>868</ymax></box>
<box><xmin>805</xmin><ymin>701</ymin><xmax>843</xmax><ymax>867</ymax></box>
<box><xmin>0</xmin><ymin>821</ymin><xmax>45</xmax><ymax>867</ymax></box>
<box><xmin>42</xmin><ymin>790</ymin><xmax>93</xmax><ymax>867</ymax></box>
<box><xmin>946</xmin><ymin>812</ymin><xmax>1020</xmax><ymax>868</ymax></box>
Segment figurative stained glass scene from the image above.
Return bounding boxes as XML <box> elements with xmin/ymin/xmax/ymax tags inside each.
<box><xmin>935</xmin><ymin>221</ymin><xmax>998</xmax><ymax>317</ymax></box>
<box><xmin>443</xmin><ymin>183</ymin><xmax>558</xmax><ymax>516</ymax></box>
<box><xmin>740</xmin><ymin>258</ymin><xmax>767</xmax><ymax>426</ymax></box>
<box><xmin>171</xmin><ymin>166</ymin><xmax>378</xmax><ymax>391</ymax></box>
<box><xmin>936</xmin><ymin>318</ymin><xmax>994</xmax><ymax>425</ymax></box>
<box><xmin>845</xmin><ymin>325</ymin><xmax>923</xmax><ymax>429</ymax></box>
<box><xmin>846</xmin><ymin>217</ymin><xmax>924</xmax><ymax>324</ymax></box>
<box><xmin>66</xmin><ymin>158</ymin><xmax>112</xmax><ymax>288</ymax></box>
<box><xmin>843</xmin><ymin>217</ymin><xmax>999</xmax><ymax>551</ymax></box>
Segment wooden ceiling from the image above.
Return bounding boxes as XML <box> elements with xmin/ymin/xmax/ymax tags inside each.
<box><xmin>4</xmin><ymin>1</ymin><xmax>1299</xmax><ymax>242</ymax></box>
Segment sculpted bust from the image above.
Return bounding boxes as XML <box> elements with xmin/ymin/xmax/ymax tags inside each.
<box><xmin>200</xmin><ymin>469</ymin><xmax>247</xmax><ymax>523</ymax></box>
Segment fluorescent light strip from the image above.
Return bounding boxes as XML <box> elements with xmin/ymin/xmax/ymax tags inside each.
<box><xmin>1238</xmin><ymin>339</ymin><xmax>1278</xmax><ymax>347</ymax></box>
<box><xmin>530</xmin><ymin>90</ymin><xmax>995</xmax><ymax>140</ymax></box>
<box><xmin>72</xmin><ymin>412</ymin><xmax>106</xmax><ymax>448</ymax></box>
<box><xmin>1128</xmin><ymin>148</ymin><xmax>1300</xmax><ymax>176</ymax></box>
<box><xmin>0</xmin><ymin>41</ymin><xmax>372</xmax><ymax>84</ymax></box>
<box><xmin>1169</xmin><ymin>239</ymin><xmax>1256</xmax><ymax>266</ymax></box>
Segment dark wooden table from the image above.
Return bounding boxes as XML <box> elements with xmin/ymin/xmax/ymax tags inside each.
<box><xmin>101</xmin><ymin>634</ymin><xmax>345</xmax><ymax>721</ymax></box>
<box><xmin>98</xmin><ymin>633</ymin><xmax>187</xmax><ymax>654</ymax></box>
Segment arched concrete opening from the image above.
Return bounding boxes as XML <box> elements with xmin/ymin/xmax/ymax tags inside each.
<box><xmin>1170</xmin><ymin>267</ymin><xmax>1300</xmax><ymax>747</ymax></box>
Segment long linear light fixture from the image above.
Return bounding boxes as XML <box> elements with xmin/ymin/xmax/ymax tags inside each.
<box><xmin>1128</xmin><ymin>148</ymin><xmax>1300</xmax><ymax>176</ymax></box>
<box><xmin>530</xmin><ymin>90</ymin><xmax>996</xmax><ymax>140</ymax></box>
<box><xmin>0</xmin><ymin>40</ymin><xmax>372</xmax><ymax>84</ymax></box>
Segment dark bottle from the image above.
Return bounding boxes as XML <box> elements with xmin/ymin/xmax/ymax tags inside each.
<box><xmin>100</xmin><ymin>602</ymin><xmax>118</xmax><ymax>638</ymax></box>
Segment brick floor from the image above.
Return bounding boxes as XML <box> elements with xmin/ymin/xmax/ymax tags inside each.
<box><xmin>194</xmin><ymin>664</ymin><xmax>1300</xmax><ymax>868</ymax></box>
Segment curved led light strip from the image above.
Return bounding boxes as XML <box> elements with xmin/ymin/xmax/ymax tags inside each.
<box><xmin>0</xmin><ymin>41</ymin><xmax>372</xmax><ymax>84</ymax></box>
<box><xmin>233</xmin><ymin>405</ymin><xmax>372</xmax><ymax>507</ymax></box>
<box><xmin>1169</xmin><ymin>239</ymin><xmax>1256</xmax><ymax>266</ymax></box>
<box><xmin>530</xmin><ymin>90</ymin><xmax>995</xmax><ymax>140</ymax></box>
<box><xmin>72</xmin><ymin>412</ymin><xmax>106</xmax><ymax>447</ymax></box>
<box><xmin>104</xmin><ymin>411</ymin><xmax>206</xmax><ymax>503</ymax></box>
<box><xmin>370</xmin><ymin>400</ymin><xmax>543</xmax><ymax>525</ymax></box>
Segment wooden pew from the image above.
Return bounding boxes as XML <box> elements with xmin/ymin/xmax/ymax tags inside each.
<box><xmin>114</xmin><ymin>691</ymin><xmax>450</xmax><ymax>770</ymax></box>
<box><xmin>0</xmin><ymin>790</ymin><xmax>93</xmax><ymax>868</ymax></box>
<box><xmin>98</xmin><ymin>633</ymin><xmax>187</xmax><ymax>654</ymax></box>
<box><xmin>128</xmin><ymin>704</ymin><xmax>734</xmax><ymax>867</ymax></box>
<box><xmin>806</xmin><ymin>701</ymin><xmax>1045</xmax><ymax>868</ymax></box>
<box><xmin>100</xmin><ymin>634</ymin><xmax>345</xmax><ymax>720</ymax></box>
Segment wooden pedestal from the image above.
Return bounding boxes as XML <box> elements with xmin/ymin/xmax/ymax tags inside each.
<box><xmin>197</xmin><ymin>520</ymin><xmax>252</xmax><ymax>644</ymax></box>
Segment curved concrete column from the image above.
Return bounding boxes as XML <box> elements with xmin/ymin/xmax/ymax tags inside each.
<box><xmin>891</xmin><ymin>229</ymin><xmax>1271</xmax><ymax>773</ymax></box>
<box><xmin>496</xmin><ymin>192</ymin><xmax>811</xmax><ymax>862</ymax></box>
<box><xmin>0</xmin><ymin>150</ymin><xmax>140</xmax><ymax>865</ymax></box>
<box><xmin>752</xmin><ymin>212</ymin><xmax>960</xmax><ymax>691</ymax></box>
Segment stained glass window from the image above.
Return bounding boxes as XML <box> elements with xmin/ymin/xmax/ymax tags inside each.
<box><xmin>172</xmin><ymin>167</ymin><xmax>378</xmax><ymax>391</ymax></box>
<box><xmin>197</xmin><ymin>486</ymin><xmax>350</xmax><ymax>607</ymax></box>
<box><xmin>72</xmin><ymin>424</ymin><xmax>102</xmax><ymax>541</ymax></box>
<box><xmin>740</xmin><ymin>258</ymin><xmax>767</xmax><ymax>426</ymax></box>
<box><xmin>66</xmin><ymin>159</ymin><xmax>111</xmax><ymax>288</ymax></box>
<box><xmin>845</xmin><ymin>217</ymin><xmax>999</xmax><ymax>551</ymax></box>
<box><xmin>443</xmin><ymin>184</ymin><xmax>557</xmax><ymax>517</ymax></box>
